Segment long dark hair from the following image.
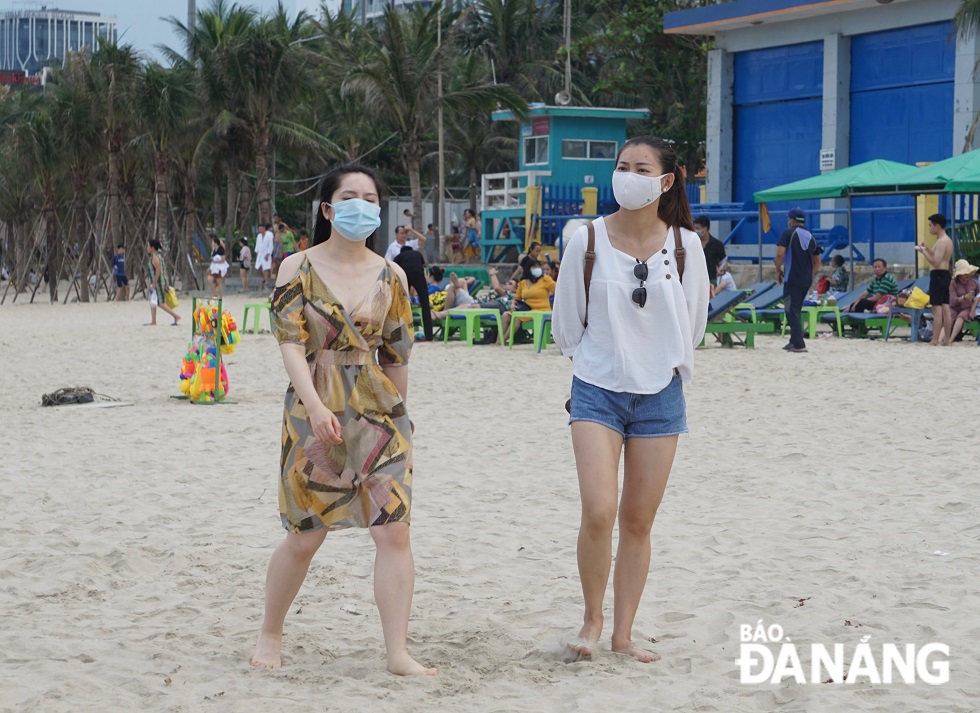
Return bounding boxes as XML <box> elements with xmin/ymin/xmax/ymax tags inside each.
<box><xmin>428</xmin><ymin>265</ymin><xmax>445</xmax><ymax>282</ymax></box>
<box><xmin>617</xmin><ymin>136</ymin><xmax>694</xmax><ymax>231</ymax></box>
<box><xmin>312</xmin><ymin>163</ymin><xmax>384</xmax><ymax>249</ymax></box>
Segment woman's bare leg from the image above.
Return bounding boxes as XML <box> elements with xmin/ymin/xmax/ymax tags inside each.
<box><xmin>369</xmin><ymin>522</ymin><xmax>437</xmax><ymax>676</ymax></box>
<box><xmin>569</xmin><ymin>421</ymin><xmax>623</xmax><ymax>655</ymax></box>
<box><xmin>251</xmin><ymin>528</ymin><xmax>327</xmax><ymax>668</ymax></box>
<box><xmin>159</xmin><ymin>303</ymin><xmax>181</xmax><ymax>324</ymax></box>
<box><xmin>610</xmin><ymin>435</ymin><xmax>677</xmax><ymax>663</ymax></box>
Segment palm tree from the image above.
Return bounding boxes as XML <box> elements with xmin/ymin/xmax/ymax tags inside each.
<box><xmin>167</xmin><ymin>1</ymin><xmax>327</xmax><ymax>228</ymax></box>
<box><xmin>87</xmin><ymin>39</ymin><xmax>142</xmax><ymax>255</ymax></box>
<box><xmin>345</xmin><ymin>2</ymin><xmax>527</xmax><ymax>228</ymax></box>
<box><xmin>443</xmin><ymin>53</ymin><xmax>517</xmax><ymax>213</ymax></box>
<box><xmin>5</xmin><ymin>91</ymin><xmax>66</xmax><ymax>301</ymax></box>
<box><xmin>133</xmin><ymin>63</ymin><xmax>196</xmax><ymax>246</ymax></box>
<box><xmin>459</xmin><ymin>0</ymin><xmax>564</xmax><ymax>102</ymax></box>
<box><xmin>48</xmin><ymin>53</ymin><xmax>101</xmax><ymax>301</ymax></box>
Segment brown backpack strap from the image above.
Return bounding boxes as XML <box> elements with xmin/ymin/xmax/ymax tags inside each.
<box><xmin>673</xmin><ymin>226</ymin><xmax>685</xmax><ymax>284</ymax></box>
<box><xmin>584</xmin><ymin>222</ymin><xmax>596</xmax><ymax>326</ymax></box>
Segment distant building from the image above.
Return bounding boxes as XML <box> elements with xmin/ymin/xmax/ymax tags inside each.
<box><xmin>0</xmin><ymin>8</ymin><xmax>117</xmax><ymax>76</ymax></box>
<box><xmin>665</xmin><ymin>0</ymin><xmax>976</xmax><ymax>261</ymax></box>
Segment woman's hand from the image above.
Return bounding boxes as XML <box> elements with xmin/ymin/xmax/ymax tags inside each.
<box><xmin>307</xmin><ymin>403</ymin><xmax>343</xmax><ymax>445</ymax></box>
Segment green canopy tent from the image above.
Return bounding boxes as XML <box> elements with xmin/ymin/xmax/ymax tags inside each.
<box><xmin>849</xmin><ymin>148</ymin><xmax>980</xmax><ymax>262</ymax></box>
<box><xmin>753</xmin><ymin>159</ymin><xmax>918</xmax><ymax>280</ymax></box>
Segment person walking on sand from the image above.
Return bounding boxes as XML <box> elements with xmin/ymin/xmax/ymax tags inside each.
<box><xmin>552</xmin><ymin>136</ymin><xmax>709</xmax><ymax>664</ymax></box>
<box><xmin>775</xmin><ymin>208</ymin><xmax>821</xmax><ymax>353</ymax></box>
<box><xmin>915</xmin><ymin>213</ymin><xmax>954</xmax><ymax>346</ymax></box>
<box><xmin>250</xmin><ymin>164</ymin><xmax>436</xmax><ymax>677</ymax></box>
<box><xmin>146</xmin><ymin>240</ymin><xmax>180</xmax><ymax>326</ymax></box>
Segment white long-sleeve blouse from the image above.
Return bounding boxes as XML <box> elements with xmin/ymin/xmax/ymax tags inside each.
<box><xmin>552</xmin><ymin>218</ymin><xmax>710</xmax><ymax>394</ymax></box>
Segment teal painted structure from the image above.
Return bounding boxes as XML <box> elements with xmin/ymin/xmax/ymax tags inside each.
<box><xmin>483</xmin><ymin>105</ymin><xmax>649</xmax><ymax>258</ymax></box>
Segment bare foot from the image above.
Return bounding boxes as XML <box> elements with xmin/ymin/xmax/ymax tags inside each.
<box><xmin>449</xmin><ymin>272</ymin><xmax>463</xmax><ymax>290</ymax></box>
<box><xmin>386</xmin><ymin>651</ymin><xmax>437</xmax><ymax>676</ymax></box>
<box><xmin>250</xmin><ymin>632</ymin><xmax>282</xmax><ymax>669</ymax></box>
<box><xmin>566</xmin><ymin>621</ymin><xmax>602</xmax><ymax>659</ymax></box>
<box><xmin>611</xmin><ymin>640</ymin><xmax>661</xmax><ymax>663</ymax></box>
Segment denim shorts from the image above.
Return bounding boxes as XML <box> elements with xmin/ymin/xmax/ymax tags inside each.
<box><xmin>568</xmin><ymin>374</ymin><xmax>687</xmax><ymax>439</ymax></box>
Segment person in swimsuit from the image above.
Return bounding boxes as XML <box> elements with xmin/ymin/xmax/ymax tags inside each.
<box><xmin>250</xmin><ymin>164</ymin><xmax>436</xmax><ymax>676</ymax></box>
<box><xmin>915</xmin><ymin>213</ymin><xmax>954</xmax><ymax>346</ymax></box>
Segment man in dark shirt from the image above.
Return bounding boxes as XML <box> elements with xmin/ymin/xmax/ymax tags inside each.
<box><xmin>112</xmin><ymin>244</ymin><xmax>128</xmax><ymax>301</ymax></box>
<box><xmin>775</xmin><ymin>207</ymin><xmax>821</xmax><ymax>353</ymax></box>
<box><xmin>694</xmin><ymin>216</ymin><xmax>726</xmax><ymax>286</ymax></box>
<box><xmin>393</xmin><ymin>245</ymin><xmax>432</xmax><ymax>341</ymax></box>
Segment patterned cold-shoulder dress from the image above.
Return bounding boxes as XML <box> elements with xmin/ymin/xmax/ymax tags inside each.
<box><xmin>271</xmin><ymin>257</ymin><xmax>414</xmax><ymax>533</ymax></box>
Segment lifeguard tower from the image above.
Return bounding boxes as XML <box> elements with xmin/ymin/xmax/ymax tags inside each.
<box><xmin>479</xmin><ymin>104</ymin><xmax>649</xmax><ymax>262</ymax></box>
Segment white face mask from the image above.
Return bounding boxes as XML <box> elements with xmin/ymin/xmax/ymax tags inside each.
<box><xmin>530</xmin><ymin>267</ymin><xmax>543</xmax><ymax>278</ymax></box>
<box><xmin>612</xmin><ymin>171</ymin><xmax>670</xmax><ymax>211</ymax></box>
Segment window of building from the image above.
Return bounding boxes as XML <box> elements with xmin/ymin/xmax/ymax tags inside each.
<box><xmin>561</xmin><ymin>139</ymin><xmax>618</xmax><ymax>160</ymax></box>
<box><xmin>561</xmin><ymin>140</ymin><xmax>587</xmax><ymax>159</ymax></box>
<box><xmin>524</xmin><ymin>136</ymin><xmax>549</xmax><ymax>165</ymax></box>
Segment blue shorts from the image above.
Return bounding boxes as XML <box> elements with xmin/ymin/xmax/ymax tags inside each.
<box><xmin>568</xmin><ymin>374</ymin><xmax>687</xmax><ymax>439</ymax></box>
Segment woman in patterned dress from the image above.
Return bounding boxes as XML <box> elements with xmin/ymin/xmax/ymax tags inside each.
<box><xmin>250</xmin><ymin>165</ymin><xmax>435</xmax><ymax>676</ymax></box>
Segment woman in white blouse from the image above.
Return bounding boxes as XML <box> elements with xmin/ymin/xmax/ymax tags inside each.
<box><xmin>552</xmin><ymin>136</ymin><xmax>709</xmax><ymax>663</ymax></box>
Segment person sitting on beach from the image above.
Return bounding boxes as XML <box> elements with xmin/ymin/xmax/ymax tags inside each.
<box><xmin>429</xmin><ymin>272</ymin><xmax>480</xmax><ymax>318</ymax></box>
<box><xmin>511</xmin><ymin>242</ymin><xmax>543</xmax><ymax>282</ymax></box>
<box><xmin>501</xmin><ymin>258</ymin><xmax>556</xmax><ymax>344</ymax></box>
<box><xmin>431</xmin><ymin>267</ymin><xmax>516</xmax><ymax>321</ymax></box>
<box><xmin>847</xmin><ymin>259</ymin><xmax>898</xmax><ymax>312</ymax></box>
<box><xmin>426</xmin><ymin>265</ymin><xmax>450</xmax><ymax>291</ymax></box>
<box><xmin>827</xmin><ymin>255</ymin><xmax>849</xmax><ymax>292</ymax></box>
<box><xmin>712</xmin><ymin>259</ymin><xmax>736</xmax><ymax>296</ymax></box>
<box><xmin>948</xmin><ymin>259</ymin><xmax>979</xmax><ymax>342</ymax></box>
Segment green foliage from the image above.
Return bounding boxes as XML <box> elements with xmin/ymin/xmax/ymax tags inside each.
<box><xmin>578</xmin><ymin>0</ymin><xmax>716</xmax><ymax>169</ymax></box>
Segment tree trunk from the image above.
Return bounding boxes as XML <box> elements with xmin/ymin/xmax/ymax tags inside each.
<box><xmin>469</xmin><ymin>165</ymin><xmax>478</xmax><ymax>215</ymax></box>
<box><xmin>408</xmin><ymin>152</ymin><xmax>424</xmax><ymax>236</ymax></box>
<box><xmin>253</xmin><ymin>125</ymin><xmax>272</xmax><ymax>228</ymax></box>
<box><xmin>153</xmin><ymin>152</ymin><xmax>169</xmax><ymax>245</ymax></box>
<box><xmin>44</xmin><ymin>197</ymin><xmax>58</xmax><ymax>303</ymax></box>
<box><xmin>74</xmin><ymin>183</ymin><xmax>90</xmax><ymax>302</ymax></box>
<box><xmin>212</xmin><ymin>181</ymin><xmax>222</xmax><ymax>235</ymax></box>
<box><xmin>238</xmin><ymin>173</ymin><xmax>252</xmax><ymax>233</ymax></box>
<box><xmin>224</xmin><ymin>162</ymin><xmax>238</xmax><ymax>244</ymax></box>
<box><xmin>107</xmin><ymin>146</ymin><xmax>123</xmax><ymax>251</ymax></box>
<box><xmin>180</xmin><ymin>175</ymin><xmax>198</xmax><ymax>289</ymax></box>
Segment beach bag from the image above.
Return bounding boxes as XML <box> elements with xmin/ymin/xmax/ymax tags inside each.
<box><xmin>905</xmin><ymin>286</ymin><xmax>930</xmax><ymax>309</ymax></box>
<box><xmin>873</xmin><ymin>295</ymin><xmax>897</xmax><ymax>314</ymax></box>
<box><xmin>429</xmin><ymin>290</ymin><xmax>447</xmax><ymax>311</ymax></box>
<box><xmin>41</xmin><ymin>386</ymin><xmax>94</xmax><ymax>406</ymax></box>
<box><xmin>164</xmin><ymin>286</ymin><xmax>179</xmax><ymax>309</ymax></box>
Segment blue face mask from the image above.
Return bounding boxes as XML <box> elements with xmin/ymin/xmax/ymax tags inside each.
<box><xmin>327</xmin><ymin>198</ymin><xmax>381</xmax><ymax>242</ymax></box>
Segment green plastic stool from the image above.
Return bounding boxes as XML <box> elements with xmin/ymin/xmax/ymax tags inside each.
<box><xmin>442</xmin><ymin>308</ymin><xmax>502</xmax><ymax>346</ymax></box>
<box><xmin>508</xmin><ymin>310</ymin><xmax>552</xmax><ymax>352</ymax></box>
<box><xmin>243</xmin><ymin>302</ymin><xmax>273</xmax><ymax>334</ymax></box>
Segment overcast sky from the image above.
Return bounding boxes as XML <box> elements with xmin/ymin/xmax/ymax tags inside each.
<box><xmin>5</xmin><ymin>1</ymin><xmax>298</xmax><ymax>60</ymax></box>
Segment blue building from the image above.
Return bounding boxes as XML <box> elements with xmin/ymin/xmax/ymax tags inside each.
<box><xmin>665</xmin><ymin>0</ymin><xmax>975</xmax><ymax>263</ymax></box>
<box><xmin>0</xmin><ymin>8</ymin><xmax>116</xmax><ymax>76</ymax></box>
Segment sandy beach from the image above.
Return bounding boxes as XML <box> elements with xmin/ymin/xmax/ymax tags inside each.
<box><xmin>1</xmin><ymin>293</ymin><xmax>977</xmax><ymax>713</ymax></box>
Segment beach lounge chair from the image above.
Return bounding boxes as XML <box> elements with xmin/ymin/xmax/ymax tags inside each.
<box><xmin>701</xmin><ymin>289</ymin><xmax>774</xmax><ymax>347</ymax></box>
<box><xmin>838</xmin><ymin>278</ymin><xmax>918</xmax><ymax>337</ymax></box>
<box><xmin>734</xmin><ymin>283</ymin><xmax>782</xmax><ymax>323</ymax></box>
<box><xmin>883</xmin><ymin>276</ymin><xmax>934</xmax><ymax>342</ymax></box>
